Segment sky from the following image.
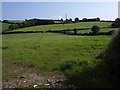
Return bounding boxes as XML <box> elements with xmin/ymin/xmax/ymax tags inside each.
<box><xmin>2</xmin><ymin>2</ymin><xmax>118</xmax><ymax>20</ymax></box>
<box><xmin>1</xmin><ymin>0</ymin><xmax>119</xmax><ymax>2</ymax></box>
<box><xmin>118</xmin><ymin>1</ymin><xmax>120</xmax><ymax>18</ymax></box>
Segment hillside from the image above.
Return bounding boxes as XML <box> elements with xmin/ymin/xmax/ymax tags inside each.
<box><xmin>11</xmin><ymin>22</ymin><xmax>112</xmax><ymax>32</ymax></box>
<box><xmin>2</xmin><ymin>23</ymin><xmax>11</xmax><ymax>32</ymax></box>
<box><xmin>2</xmin><ymin>21</ymin><xmax>120</xmax><ymax>88</ymax></box>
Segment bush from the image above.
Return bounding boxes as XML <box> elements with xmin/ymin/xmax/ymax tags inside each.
<box><xmin>111</xmin><ymin>23</ymin><xmax>119</xmax><ymax>28</ymax></box>
<box><xmin>111</xmin><ymin>18</ymin><xmax>120</xmax><ymax>28</ymax></box>
<box><xmin>108</xmin><ymin>30</ymin><xmax>116</xmax><ymax>35</ymax></box>
<box><xmin>91</xmin><ymin>25</ymin><xmax>100</xmax><ymax>35</ymax></box>
<box><xmin>9</xmin><ymin>24</ymin><xmax>19</xmax><ymax>30</ymax></box>
<box><xmin>103</xmin><ymin>30</ymin><xmax>120</xmax><ymax>85</ymax></box>
<box><xmin>73</xmin><ymin>28</ymin><xmax>78</xmax><ymax>34</ymax></box>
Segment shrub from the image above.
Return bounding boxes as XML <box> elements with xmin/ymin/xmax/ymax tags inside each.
<box><xmin>9</xmin><ymin>24</ymin><xmax>18</xmax><ymax>30</ymax></box>
<box><xmin>73</xmin><ymin>28</ymin><xmax>78</xmax><ymax>35</ymax></box>
<box><xmin>111</xmin><ymin>23</ymin><xmax>119</xmax><ymax>28</ymax></box>
<box><xmin>91</xmin><ymin>25</ymin><xmax>100</xmax><ymax>35</ymax></box>
<box><xmin>103</xmin><ymin>30</ymin><xmax>120</xmax><ymax>84</ymax></box>
<box><xmin>111</xmin><ymin>18</ymin><xmax>120</xmax><ymax>28</ymax></box>
<box><xmin>108</xmin><ymin>30</ymin><xmax>116</xmax><ymax>35</ymax></box>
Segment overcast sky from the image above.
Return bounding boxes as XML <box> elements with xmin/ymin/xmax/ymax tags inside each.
<box><xmin>2</xmin><ymin>2</ymin><xmax>118</xmax><ymax>20</ymax></box>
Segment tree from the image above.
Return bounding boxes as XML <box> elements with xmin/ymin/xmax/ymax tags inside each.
<box><xmin>91</xmin><ymin>25</ymin><xmax>100</xmax><ymax>35</ymax></box>
<box><xmin>8</xmin><ymin>24</ymin><xmax>20</xmax><ymax>30</ymax></box>
<box><xmin>25</xmin><ymin>19</ymin><xmax>28</xmax><ymax>22</ymax></box>
<box><xmin>2</xmin><ymin>20</ymin><xmax>9</xmax><ymax>23</ymax></box>
<box><xmin>9</xmin><ymin>25</ymin><xmax>14</xmax><ymax>30</ymax></box>
<box><xmin>69</xmin><ymin>18</ymin><xmax>72</xmax><ymax>22</ymax></box>
<box><xmin>111</xmin><ymin>18</ymin><xmax>120</xmax><ymax>28</ymax></box>
<box><xmin>74</xmin><ymin>28</ymin><xmax>78</xmax><ymax>34</ymax></box>
<box><xmin>61</xmin><ymin>18</ymin><xmax>63</xmax><ymax>21</ymax></box>
<box><xmin>96</xmin><ymin>17</ymin><xmax>100</xmax><ymax>21</ymax></box>
<box><xmin>115</xmin><ymin>18</ymin><xmax>120</xmax><ymax>22</ymax></box>
<box><xmin>82</xmin><ymin>18</ymin><xmax>87</xmax><ymax>22</ymax></box>
<box><xmin>74</xmin><ymin>17</ymin><xmax>79</xmax><ymax>22</ymax></box>
<box><xmin>18</xmin><ymin>23</ymin><xmax>24</xmax><ymax>28</ymax></box>
<box><xmin>103</xmin><ymin>30</ymin><xmax>120</xmax><ymax>85</ymax></box>
<box><xmin>14</xmin><ymin>24</ymin><xmax>19</xmax><ymax>29</ymax></box>
<box><xmin>111</xmin><ymin>23</ymin><xmax>119</xmax><ymax>28</ymax></box>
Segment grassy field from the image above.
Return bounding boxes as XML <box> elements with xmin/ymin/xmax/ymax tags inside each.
<box><xmin>9</xmin><ymin>22</ymin><xmax>112</xmax><ymax>32</ymax></box>
<box><xmin>2</xmin><ymin>23</ymin><xmax>11</xmax><ymax>32</ymax></box>
<box><xmin>2</xmin><ymin>33</ymin><xmax>111</xmax><ymax>79</ymax></box>
<box><xmin>3</xmin><ymin>21</ymin><xmax>118</xmax><ymax>88</ymax></box>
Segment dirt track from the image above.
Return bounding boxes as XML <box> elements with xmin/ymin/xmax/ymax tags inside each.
<box><xmin>2</xmin><ymin>61</ymin><xmax>67</xmax><ymax>88</ymax></box>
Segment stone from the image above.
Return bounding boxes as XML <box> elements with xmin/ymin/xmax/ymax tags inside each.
<box><xmin>33</xmin><ymin>84</ymin><xmax>38</xmax><ymax>88</ymax></box>
<box><xmin>20</xmin><ymin>75</ymin><xmax>26</xmax><ymax>78</ymax></box>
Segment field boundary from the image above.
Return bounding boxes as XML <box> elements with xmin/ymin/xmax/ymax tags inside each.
<box><xmin>2</xmin><ymin>26</ymin><xmax>111</xmax><ymax>35</ymax></box>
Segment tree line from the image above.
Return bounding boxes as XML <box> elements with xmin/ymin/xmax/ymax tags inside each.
<box><xmin>65</xmin><ymin>17</ymin><xmax>100</xmax><ymax>23</ymax></box>
<box><xmin>2</xmin><ymin>17</ymin><xmax>119</xmax><ymax>31</ymax></box>
<box><xmin>4</xmin><ymin>17</ymin><xmax>101</xmax><ymax>31</ymax></box>
<box><xmin>7</xmin><ymin>19</ymin><xmax>55</xmax><ymax>30</ymax></box>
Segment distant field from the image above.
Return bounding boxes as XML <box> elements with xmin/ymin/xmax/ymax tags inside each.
<box><xmin>2</xmin><ymin>23</ymin><xmax>11</xmax><ymax>31</ymax></box>
<box><xmin>10</xmin><ymin>22</ymin><xmax>112</xmax><ymax>32</ymax></box>
<box><xmin>77</xmin><ymin>28</ymin><xmax>118</xmax><ymax>34</ymax></box>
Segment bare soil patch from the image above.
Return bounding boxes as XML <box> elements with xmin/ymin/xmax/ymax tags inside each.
<box><xmin>2</xmin><ymin>61</ymin><xmax>66</xmax><ymax>88</ymax></box>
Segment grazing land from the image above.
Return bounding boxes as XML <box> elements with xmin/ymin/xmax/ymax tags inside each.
<box><xmin>2</xmin><ymin>33</ymin><xmax>111</xmax><ymax>70</ymax></box>
<box><xmin>2</xmin><ymin>21</ymin><xmax>119</xmax><ymax>88</ymax></box>
<box><xmin>6</xmin><ymin>22</ymin><xmax>112</xmax><ymax>32</ymax></box>
<box><xmin>2</xmin><ymin>23</ymin><xmax>11</xmax><ymax>32</ymax></box>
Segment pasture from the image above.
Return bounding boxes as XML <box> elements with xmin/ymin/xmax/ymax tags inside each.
<box><xmin>2</xmin><ymin>33</ymin><xmax>111</xmax><ymax>70</ymax></box>
<box><xmin>2</xmin><ymin>21</ymin><xmax>118</xmax><ymax>88</ymax></box>
<box><xmin>8</xmin><ymin>22</ymin><xmax>112</xmax><ymax>32</ymax></box>
<box><xmin>2</xmin><ymin>23</ymin><xmax>11</xmax><ymax>32</ymax></box>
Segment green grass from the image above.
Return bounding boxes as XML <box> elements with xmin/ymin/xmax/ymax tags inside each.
<box><xmin>2</xmin><ymin>33</ymin><xmax>112</xmax><ymax>87</ymax></box>
<box><xmin>2</xmin><ymin>23</ymin><xmax>11</xmax><ymax>31</ymax></box>
<box><xmin>77</xmin><ymin>28</ymin><xmax>118</xmax><ymax>34</ymax></box>
<box><xmin>10</xmin><ymin>22</ymin><xmax>112</xmax><ymax>32</ymax></box>
<box><xmin>2</xmin><ymin>33</ymin><xmax>111</xmax><ymax>71</ymax></box>
<box><xmin>2</xmin><ymin>22</ymin><xmax>116</xmax><ymax>87</ymax></box>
